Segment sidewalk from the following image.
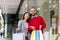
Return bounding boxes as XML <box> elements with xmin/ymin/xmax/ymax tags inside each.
<box><xmin>0</xmin><ymin>35</ymin><xmax>11</xmax><ymax>40</ymax></box>
<box><xmin>0</xmin><ymin>38</ymin><xmax>11</xmax><ymax>40</ymax></box>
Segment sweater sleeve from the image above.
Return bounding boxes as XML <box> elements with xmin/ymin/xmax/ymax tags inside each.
<box><xmin>18</xmin><ymin>20</ymin><xmax>22</xmax><ymax>30</ymax></box>
<box><xmin>40</xmin><ymin>16</ymin><xmax>46</xmax><ymax>29</ymax></box>
<box><xmin>28</xmin><ymin>19</ymin><xmax>33</xmax><ymax>31</ymax></box>
<box><xmin>28</xmin><ymin>24</ymin><xmax>32</xmax><ymax>31</ymax></box>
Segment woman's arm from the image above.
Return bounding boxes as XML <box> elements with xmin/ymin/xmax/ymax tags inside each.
<box><xmin>18</xmin><ymin>20</ymin><xmax>22</xmax><ymax>31</ymax></box>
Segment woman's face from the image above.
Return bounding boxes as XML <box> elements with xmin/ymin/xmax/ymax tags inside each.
<box><xmin>24</xmin><ymin>13</ymin><xmax>30</xmax><ymax>19</ymax></box>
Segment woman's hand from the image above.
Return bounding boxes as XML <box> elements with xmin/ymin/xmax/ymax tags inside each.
<box><xmin>16</xmin><ymin>28</ymin><xmax>19</xmax><ymax>32</ymax></box>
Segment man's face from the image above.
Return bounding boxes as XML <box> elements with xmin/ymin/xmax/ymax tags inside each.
<box><xmin>30</xmin><ymin>8</ymin><xmax>37</xmax><ymax>16</ymax></box>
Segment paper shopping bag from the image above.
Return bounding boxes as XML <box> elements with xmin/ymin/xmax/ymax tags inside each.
<box><xmin>12</xmin><ymin>33</ymin><xmax>25</xmax><ymax>40</ymax></box>
<box><xmin>30</xmin><ymin>30</ymin><xmax>43</xmax><ymax>40</ymax></box>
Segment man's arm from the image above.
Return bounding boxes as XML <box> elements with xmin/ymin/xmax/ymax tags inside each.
<box><xmin>28</xmin><ymin>25</ymin><xmax>35</xmax><ymax>31</ymax></box>
<box><xmin>41</xmin><ymin>17</ymin><xmax>46</xmax><ymax>29</ymax></box>
<box><xmin>39</xmin><ymin>16</ymin><xmax>46</xmax><ymax>33</ymax></box>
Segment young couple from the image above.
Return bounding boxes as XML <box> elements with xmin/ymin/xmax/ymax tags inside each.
<box><xmin>18</xmin><ymin>8</ymin><xmax>46</xmax><ymax>40</ymax></box>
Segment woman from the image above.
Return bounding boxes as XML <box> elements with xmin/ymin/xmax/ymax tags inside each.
<box><xmin>18</xmin><ymin>12</ymin><xmax>30</xmax><ymax>40</ymax></box>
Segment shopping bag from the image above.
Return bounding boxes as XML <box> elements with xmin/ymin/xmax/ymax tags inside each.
<box><xmin>12</xmin><ymin>33</ymin><xmax>25</xmax><ymax>40</ymax></box>
<box><xmin>30</xmin><ymin>30</ymin><xmax>43</xmax><ymax>40</ymax></box>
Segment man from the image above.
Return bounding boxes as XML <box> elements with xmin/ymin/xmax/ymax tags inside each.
<box><xmin>28</xmin><ymin>7</ymin><xmax>46</xmax><ymax>33</ymax></box>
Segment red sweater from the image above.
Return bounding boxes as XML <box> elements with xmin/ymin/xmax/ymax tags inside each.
<box><xmin>28</xmin><ymin>16</ymin><xmax>46</xmax><ymax>33</ymax></box>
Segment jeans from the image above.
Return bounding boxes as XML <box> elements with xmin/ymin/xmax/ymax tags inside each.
<box><xmin>25</xmin><ymin>36</ymin><xmax>28</xmax><ymax>40</ymax></box>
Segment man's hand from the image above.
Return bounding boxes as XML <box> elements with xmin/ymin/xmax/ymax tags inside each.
<box><xmin>39</xmin><ymin>25</ymin><xmax>42</xmax><ymax>30</ymax></box>
<box><xmin>30</xmin><ymin>26</ymin><xmax>35</xmax><ymax>30</ymax></box>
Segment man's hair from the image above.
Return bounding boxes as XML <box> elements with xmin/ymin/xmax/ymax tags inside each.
<box><xmin>30</xmin><ymin>7</ymin><xmax>37</xmax><ymax>11</ymax></box>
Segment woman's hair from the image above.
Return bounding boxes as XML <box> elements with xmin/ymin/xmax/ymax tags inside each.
<box><xmin>22</xmin><ymin>12</ymin><xmax>30</xmax><ymax>22</ymax></box>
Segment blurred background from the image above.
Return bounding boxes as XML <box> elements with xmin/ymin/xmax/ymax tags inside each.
<box><xmin>0</xmin><ymin>0</ymin><xmax>59</xmax><ymax>40</ymax></box>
